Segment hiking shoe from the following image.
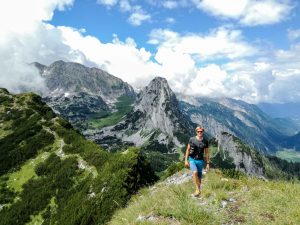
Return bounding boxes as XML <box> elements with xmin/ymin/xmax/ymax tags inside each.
<box><xmin>191</xmin><ymin>192</ymin><xmax>201</xmax><ymax>198</ymax></box>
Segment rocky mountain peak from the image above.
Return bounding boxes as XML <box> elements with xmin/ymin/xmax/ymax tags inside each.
<box><xmin>96</xmin><ymin>77</ymin><xmax>193</xmax><ymax>151</ymax></box>
<box><xmin>135</xmin><ymin>76</ymin><xmax>176</xmax><ymax>113</ymax></box>
<box><xmin>144</xmin><ymin>77</ymin><xmax>171</xmax><ymax>95</ymax></box>
<box><xmin>31</xmin><ymin>62</ymin><xmax>47</xmax><ymax>75</ymax></box>
<box><xmin>34</xmin><ymin>60</ymin><xmax>135</xmax><ymax>101</ymax></box>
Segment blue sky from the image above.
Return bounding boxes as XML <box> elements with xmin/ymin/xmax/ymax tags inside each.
<box><xmin>1</xmin><ymin>0</ymin><xmax>300</xmax><ymax>103</ymax></box>
<box><xmin>50</xmin><ymin>0</ymin><xmax>298</xmax><ymax>51</ymax></box>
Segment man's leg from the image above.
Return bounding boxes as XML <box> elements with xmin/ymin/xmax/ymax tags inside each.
<box><xmin>193</xmin><ymin>171</ymin><xmax>201</xmax><ymax>195</ymax></box>
<box><xmin>194</xmin><ymin>160</ymin><xmax>203</xmax><ymax>195</ymax></box>
<box><xmin>190</xmin><ymin>160</ymin><xmax>200</xmax><ymax>195</ymax></box>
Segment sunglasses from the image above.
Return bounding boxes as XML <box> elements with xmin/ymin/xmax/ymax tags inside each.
<box><xmin>196</xmin><ymin>130</ymin><xmax>204</xmax><ymax>133</ymax></box>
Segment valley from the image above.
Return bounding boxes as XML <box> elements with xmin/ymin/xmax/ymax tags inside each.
<box><xmin>276</xmin><ymin>149</ymin><xmax>300</xmax><ymax>163</ymax></box>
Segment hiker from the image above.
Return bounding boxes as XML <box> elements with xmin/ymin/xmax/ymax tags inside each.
<box><xmin>184</xmin><ymin>126</ymin><xmax>210</xmax><ymax>197</ymax></box>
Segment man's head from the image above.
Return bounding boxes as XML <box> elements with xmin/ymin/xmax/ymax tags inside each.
<box><xmin>195</xmin><ymin>126</ymin><xmax>204</xmax><ymax>136</ymax></box>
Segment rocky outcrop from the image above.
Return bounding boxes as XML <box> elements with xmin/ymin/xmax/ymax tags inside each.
<box><xmin>216</xmin><ymin>132</ymin><xmax>264</xmax><ymax>177</ymax></box>
<box><xmin>92</xmin><ymin>77</ymin><xmax>194</xmax><ymax>152</ymax></box>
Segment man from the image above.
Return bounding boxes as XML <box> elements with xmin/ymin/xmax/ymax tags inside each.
<box><xmin>185</xmin><ymin>126</ymin><xmax>210</xmax><ymax>197</ymax></box>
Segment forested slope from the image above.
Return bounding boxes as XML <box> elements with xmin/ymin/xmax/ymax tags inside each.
<box><xmin>0</xmin><ymin>88</ymin><xmax>157</xmax><ymax>225</ymax></box>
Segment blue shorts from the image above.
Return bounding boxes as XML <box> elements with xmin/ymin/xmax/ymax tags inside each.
<box><xmin>189</xmin><ymin>157</ymin><xmax>204</xmax><ymax>179</ymax></box>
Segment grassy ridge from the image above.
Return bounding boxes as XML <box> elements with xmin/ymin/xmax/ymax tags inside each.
<box><xmin>109</xmin><ymin>169</ymin><xmax>300</xmax><ymax>225</ymax></box>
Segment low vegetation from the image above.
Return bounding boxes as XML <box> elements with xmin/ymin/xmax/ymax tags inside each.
<box><xmin>109</xmin><ymin>169</ymin><xmax>300</xmax><ymax>225</ymax></box>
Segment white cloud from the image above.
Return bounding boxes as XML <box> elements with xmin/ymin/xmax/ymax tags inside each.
<box><xmin>165</xmin><ymin>17</ymin><xmax>176</xmax><ymax>24</ymax></box>
<box><xmin>194</xmin><ymin>0</ymin><xmax>248</xmax><ymax>19</ymax></box>
<box><xmin>119</xmin><ymin>0</ymin><xmax>132</xmax><ymax>11</ymax></box>
<box><xmin>241</xmin><ymin>1</ymin><xmax>292</xmax><ymax>26</ymax></box>
<box><xmin>96</xmin><ymin>0</ymin><xmax>118</xmax><ymax>7</ymax></box>
<box><xmin>147</xmin><ymin>26</ymin><xmax>300</xmax><ymax>103</ymax></box>
<box><xmin>149</xmin><ymin>27</ymin><xmax>257</xmax><ymax>60</ymax></box>
<box><xmin>58</xmin><ymin>27</ymin><xmax>160</xmax><ymax>84</ymax></box>
<box><xmin>163</xmin><ymin>1</ymin><xmax>178</xmax><ymax>9</ymax></box>
<box><xmin>288</xmin><ymin>28</ymin><xmax>300</xmax><ymax>41</ymax></box>
<box><xmin>0</xmin><ymin>0</ymin><xmax>74</xmax><ymax>94</ymax></box>
<box><xmin>193</xmin><ymin>0</ymin><xmax>293</xmax><ymax>26</ymax></box>
<box><xmin>128</xmin><ymin>7</ymin><xmax>151</xmax><ymax>26</ymax></box>
<box><xmin>96</xmin><ymin>0</ymin><xmax>151</xmax><ymax>26</ymax></box>
<box><xmin>147</xmin><ymin>0</ymin><xmax>190</xmax><ymax>8</ymax></box>
<box><xmin>187</xmin><ymin>64</ymin><xmax>228</xmax><ymax>96</ymax></box>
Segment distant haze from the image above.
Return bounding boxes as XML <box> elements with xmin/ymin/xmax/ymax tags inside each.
<box><xmin>258</xmin><ymin>102</ymin><xmax>300</xmax><ymax>119</ymax></box>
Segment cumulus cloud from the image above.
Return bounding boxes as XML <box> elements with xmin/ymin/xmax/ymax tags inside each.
<box><xmin>192</xmin><ymin>0</ymin><xmax>293</xmax><ymax>26</ymax></box>
<box><xmin>149</xmin><ymin>27</ymin><xmax>257</xmax><ymax>60</ymax></box>
<box><xmin>58</xmin><ymin>26</ymin><xmax>160</xmax><ymax>85</ymax></box>
<box><xmin>146</xmin><ymin>26</ymin><xmax>300</xmax><ymax>103</ymax></box>
<box><xmin>0</xmin><ymin>0</ymin><xmax>74</xmax><ymax>94</ymax></box>
<box><xmin>127</xmin><ymin>7</ymin><xmax>151</xmax><ymax>26</ymax></box>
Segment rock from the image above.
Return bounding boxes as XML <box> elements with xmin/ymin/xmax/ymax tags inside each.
<box><xmin>228</xmin><ymin>198</ymin><xmax>236</xmax><ymax>202</ymax></box>
<box><xmin>164</xmin><ymin>172</ymin><xmax>193</xmax><ymax>186</ymax></box>
<box><xmin>221</xmin><ymin>178</ymin><xmax>229</xmax><ymax>181</ymax></box>
<box><xmin>221</xmin><ymin>201</ymin><xmax>228</xmax><ymax>208</ymax></box>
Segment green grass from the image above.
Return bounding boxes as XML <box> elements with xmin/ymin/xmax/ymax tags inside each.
<box><xmin>7</xmin><ymin>151</ymin><xmax>50</xmax><ymax>192</ymax></box>
<box><xmin>89</xmin><ymin>95</ymin><xmax>134</xmax><ymax>129</ymax></box>
<box><xmin>109</xmin><ymin>169</ymin><xmax>300</xmax><ymax>225</ymax></box>
<box><xmin>276</xmin><ymin>149</ymin><xmax>300</xmax><ymax>163</ymax></box>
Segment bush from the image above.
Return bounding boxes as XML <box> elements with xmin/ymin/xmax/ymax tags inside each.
<box><xmin>162</xmin><ymin>162</ymin><xmax>185</xmax><ymax>180</ymax></box>
<box><xmin>221</xmin><ymin>168</ymin><xmax>246</xmax><ymax>179</ymax></box>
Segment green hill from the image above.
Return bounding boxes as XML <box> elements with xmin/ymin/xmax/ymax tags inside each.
<box><xmin>0</xmin><ymin>88</ymin><xmax>157</xmax><ymax>225</ymax></box>
<box><xmin>109</xmin><ymin>169</ymin><xmax>300</xmax><ymax>225</ymax></box>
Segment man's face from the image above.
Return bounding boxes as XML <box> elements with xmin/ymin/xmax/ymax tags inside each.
<box><xmin>196</xmin><ymin>128</ymin><xmax>204</xmax><ymax>137</ymax></box>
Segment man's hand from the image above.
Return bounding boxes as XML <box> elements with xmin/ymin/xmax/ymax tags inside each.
<box><xmin>185</xmin><ymin>160</ymin><xmax>189</xmax><ymax>168</ymax></box>
<box><xmin>205</xmin><ymin>163</ymin><xmax>210</xmax><ymax>172</ymax></box>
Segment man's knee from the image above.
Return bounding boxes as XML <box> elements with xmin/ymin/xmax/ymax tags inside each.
<box><xmin>193</xmin><ymin>171</ymin><xmax>198</xmax><ymax>176</ymax></box>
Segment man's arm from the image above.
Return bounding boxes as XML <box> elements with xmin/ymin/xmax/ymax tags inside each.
<box><xmin>205</xmin><ymin>147</ymin><xmax>210</xmax><ymax>171</ymax></box>
<box><xmin>185</xmin><ymin>144</ymin><xmax>190</xmax><ymax>167</ymax></box>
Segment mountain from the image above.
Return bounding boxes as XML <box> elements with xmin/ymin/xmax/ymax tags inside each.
<box><xmin>89</xmin><ymin>77</ymin><xmax>194</xmax><ymax>172</ymax></box>
<box><xmin>280</xmin><ymin>131</ymin><xmax>300</xmax><ymax>150</ymax></box>
<box><xmin>33</xmin><ymin>61</ymin><xmax>298</xmax><ymax>154</ymax></box>
<box><xmin>178</xmin><ymin>95</ymin><xmax>290</xmax><ymax>153</ymax></box>
<box><xmin>258</xmin><ymin>102</ymin><xmax>300</xmax><ymax>129</ymax></box>
<box><xmin>32</xmin><ymin>61</ymin><xmax>136</xmax><ymax>129</ymax></box>
<box><xmin>0</xmin><ymin>88</ymin><xmax>157</xmax><ymax>225</ymax></box>
<box><xmin>213</xmin><ymin>132</ymin><xmax>300</xmax><ymax>179</ymax></box>
<box><xmin>258</xmin><ymin>102</ymin><xmax>300</xmax><ymax>119</ymax></box>
<box><xmin>91</xmin><ymin>77</ymin><xmax>193</xmax><ymax>148</ymax></box>
<box><xmin>270</xmin><ymin>117</ymin><xmax>300</xmax><ymax>135</ymax></box>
